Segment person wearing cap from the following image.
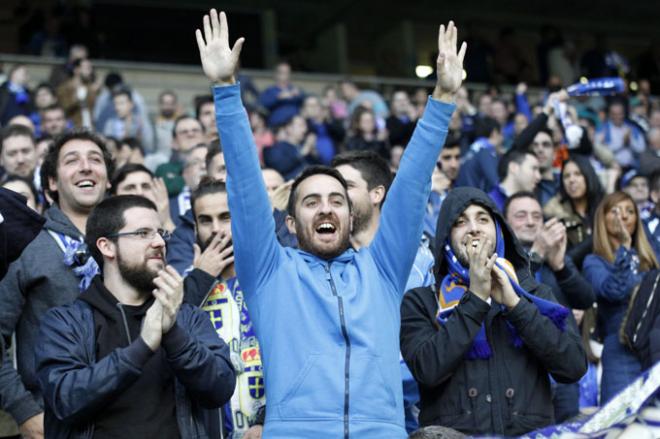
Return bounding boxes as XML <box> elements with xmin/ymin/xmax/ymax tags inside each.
<box><xmin>400</xmin><ymin>187</ymin><xmax>586</xmax><ymax>436</ymax></box>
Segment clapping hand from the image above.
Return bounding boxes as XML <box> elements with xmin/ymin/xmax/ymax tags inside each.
<box><xmin>433</xmin><ymin>21</ymin><xmax>467</xmax><ymax>103</ymax></box>
<box><xmin>196</xmin><ymin>9</ymin><xmax>245</xmax><ymax>85</ymax></box>
<box><xmin>152</xmin><ymin>266</ymin><xmax>184</xmax><ymax>333</ymax></box>
<box><xmin>466</xmin><ymin>237</ymin><xmax>496</xmax><ymax>302</ymax></box>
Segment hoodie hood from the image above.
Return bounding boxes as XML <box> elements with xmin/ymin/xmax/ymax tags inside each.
<box><xmin>43</xmin><ymin>204</ymin><xmax>84</xmax><ymax>239</ymax></box>
<box><xmin>80</xmin><ymin>276</ymin><xmax>154</xmax><ymax>345</ymax></box>
<box><xmin>433</xmin><ymin>187</ymin><xmax>530</xmax><ymax>283</ymax></box>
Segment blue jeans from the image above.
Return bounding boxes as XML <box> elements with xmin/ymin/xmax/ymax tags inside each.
<box><xmin>600</xmin><ymin>334</ymin><xmax>642</xmax><ymax>404</ymax></box>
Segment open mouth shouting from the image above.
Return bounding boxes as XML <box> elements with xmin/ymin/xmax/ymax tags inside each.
<box><xmin>314</xmin><ymin>219</ymin><xmax>339</xmax><ymax>242</ymax></box>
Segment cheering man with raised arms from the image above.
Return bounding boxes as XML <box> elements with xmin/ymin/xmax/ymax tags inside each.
<box><xmin>196</xmin><ymin>9</ymin><xmax>466</xmax><ymax>438</ymax></box>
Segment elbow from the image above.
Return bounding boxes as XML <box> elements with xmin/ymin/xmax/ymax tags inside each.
<box><xmin>551</xmin><ymin>344</ymin><xmax>589</xmax><ymax>384</ymax></box>
<box><xmin>198</xmin><ymin>369</ymin><xmax>236</xmax><ymax>409</ymax></box>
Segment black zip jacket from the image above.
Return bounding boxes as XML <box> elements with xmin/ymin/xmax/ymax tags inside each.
<box><xmin>400</xmin><ymin>187</ymin><xmax>587</xmax><ymax>436</ymax></box>
<box><xmin>35</xmin><ymin>276</ymin><xmax>236</xmax><ymax>438</ymax></box>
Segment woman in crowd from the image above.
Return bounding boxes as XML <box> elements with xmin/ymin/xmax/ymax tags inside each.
<box><xmin>345</xmin><ymin>106</ymin><xmax>389</xmax><ymax>159</ymax></box>
<box><xmin>583</xmin><ymin>191</ymin><xmax>659</xmax><ymax>403</ymax></box>
<box><xmin>544</xmin><ymin>154</ymin><xmax>604</xmax><ymax>267</ymax></box>
<box><xmin>1</xmin><ymin>175</ymin><xmax>41</xmax><ymax>213</ymax></box>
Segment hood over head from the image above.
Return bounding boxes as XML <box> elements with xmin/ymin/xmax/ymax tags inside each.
<box><xmin>433</xmin><ymin>187</ymin><xmax>530</xmax><ymax>282</ymax></box>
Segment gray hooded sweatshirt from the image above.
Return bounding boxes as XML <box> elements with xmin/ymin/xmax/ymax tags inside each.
<box><xmin>0</xmin><ymin>205</ymin><xmax>83</xmax><ymax>425</ymax></box>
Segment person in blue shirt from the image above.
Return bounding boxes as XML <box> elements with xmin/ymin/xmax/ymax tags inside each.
<box><xmin>258</xmin><ymin>61</ymin><xmax>304</xmax><ymax>127</ymax></box>
<box><xmin>583</xmin><ymin>191</ymin><xmax>660</xmax><ymax>404</ymax></box>
<box><xmin>488</xmin><ymin>150</ymin><xmax>541</xmax><ymax>212</ymax></box>
<box><xmin>455</xmin><ymin>116</ymin><xmax>504</xmax><ymax>192</ymax></box>
<box><xmin>195</xmin><ymin>10</ymin><xmax>465</xmax><ymax>438</ymax></box>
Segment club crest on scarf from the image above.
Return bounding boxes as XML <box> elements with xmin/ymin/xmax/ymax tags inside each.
<box><xmin>437</xmin><ymin>220</ymin><xmax>569</xmax><ymax>360</ymax></box>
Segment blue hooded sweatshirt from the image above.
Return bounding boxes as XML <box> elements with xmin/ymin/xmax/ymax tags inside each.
<box><xmin>214</xmin><ymin>84</ymin><xmax>453</xmax><ymax>438</ymax></box>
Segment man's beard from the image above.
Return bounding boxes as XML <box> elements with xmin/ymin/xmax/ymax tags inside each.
<box><xmin>295</xmin><ymin>216</ymin><xmax>351</xmax><ymax>260</ymax></box>
<box><xmin>117</xmin><ymin>249</ymin><xmax>162</xmax><ymax>294</ymax></box>
<box><xmin>351</xmin><ymin>201</ymin><xmax>373</xmax><ymax>235</ymax></box>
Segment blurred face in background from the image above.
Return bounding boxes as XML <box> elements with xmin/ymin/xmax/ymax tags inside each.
<box><xmin>609</xmin><ymin>104</ymin><xmax>625</xmax><ymax>126</ymax></box>
<box><xmin>1</xmin><ymin>135</ymin><xmax>37</xmax><ymax>178</ymax></box>
<box><xmin>198</xmin><ymin>102</ymin><xmax>217</xmax><ymax>138</ymax></box>
<box><xmin>623</xmin><ymin>176</ymin><xmax>649</xmax><ymax>206</ymax></box>
<box><xmin>531</xmin><ymin>131</ymin><xmax>554</xmax><ymax>170</ymax></box>
<box><xmin>358</xmin><ymin>111</ymin><xmax>376</xmax><ymax>136</ymax></box>
<box><xmin>562</xmin><ymin>161</ymin><xmax>587</xmax><ymax>201</ymax></box>
<box><xmin>158</xmin><ymin>93</ymin><xmax>177</xmax><ymax>119</ymax></box>
<box><xmin>113</xmin><ymin>94</ymin><xmax>133</xmax><ymax>119</ymax></box>
<box><xmin>275</xmin><ymin>63</ymin><xmax>291</xmax><ymax>85</ymax></box>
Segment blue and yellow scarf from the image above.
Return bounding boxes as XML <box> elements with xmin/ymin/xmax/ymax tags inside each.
<box><xmin>437</xmin><ymin>221</ymin><xmax>569</xmax><ymax>360</ymax></box>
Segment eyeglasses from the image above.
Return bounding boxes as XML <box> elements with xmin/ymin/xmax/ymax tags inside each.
<box><xmin>107</xmin><ymin>228</ymin><xmax>171</xmax><ymax>242</ymax></box>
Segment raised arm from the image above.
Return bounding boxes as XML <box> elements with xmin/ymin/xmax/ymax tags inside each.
<box><xmin>371</xmin><ymin>22</ymin><xmax>465</xmax><ymax>294</ymax></box>
<box><xmin>196</xmin><ymin>10</ymin><xmax>281</xmax><ymax>296</ymax></box>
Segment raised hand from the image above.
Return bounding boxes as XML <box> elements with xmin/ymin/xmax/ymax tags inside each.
<box><xmin>613</xmin><ymin>207</ymin><xmax>632</xmax><ymax>249</ymax></box>
<box><xmin>434</xmin><ymin>21</ymin><xmax>467</xmax><ymax>103</ymax></box>
<box><xmin>196</xmin><ymin>9</ymin><xmax>245</xmax><ymax>85</ymax></box>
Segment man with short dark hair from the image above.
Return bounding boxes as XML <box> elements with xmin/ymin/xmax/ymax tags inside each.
<box><xmin>111</xmin><ymin>163</ymin><xmax>175</xmax><ymax>232</ymax></box>
<box><xmin>488</xmin><ymin>150</ymin><xmax>541</xmax><ymax>212</ymax></box>
<box><xmin>35</xmin><ymin>195</ymin><xmax>235</xmax><ymax>437</ymax></box>
<box><xmin>40</xmin><ymin>104</ymin><xmax>68</xmax><ymax>137</ymax></box>
<box><xmin>0</xmin><ymin>124</ymin><xmax>37</xmax><ymax>179</ymax></box>
<box><xmin>153</xmin><ymin>90</ymin><xmax>180</xmax><ymax>157</ymax></box>
<box><xmin>455</xmin><ymin>116</ymin><xmax>504</xmax><ymax>192</ymax></box>
<box><xmin>197</xmin><ymin>10</ymin><xmax>465</xmax><ymax>437</ymax></box>
<box><xmin>195</xmin><ymin>95</ymin><xmax>218</xmax><ymax>143</ymax></box>
<box><xmin>400</xmin><ymin>187</ymin><xmax>586</xmax><ymax>435</ymax></box>
<box><xmin>425</xmin><ymin>140</ymin><xmax>461</xmax><ymax>238</ymax></box>
<box><xmin>186</xmin><ymin>179</ymin><xmax>265</xmax><ymax>438</ymax></box>
<box><xmin>0</xmin><ymin>130</ymin><xmax>112</xmax><ymax>438</ymax></box>
<box><xmin>103</xmin><ymin>87</ymin><xmax>154</xmax><ymax>152</ymax></box>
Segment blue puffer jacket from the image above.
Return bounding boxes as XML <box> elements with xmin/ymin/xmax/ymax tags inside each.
<box><xmin>35</xmin><ymin>292</ymin><xmax>236</xmax><ymax>439</ymax></box>
<box><xmin>215</xmin><ymin>84</ymin><xmax>453</xmax><ymax>438</ymax></box>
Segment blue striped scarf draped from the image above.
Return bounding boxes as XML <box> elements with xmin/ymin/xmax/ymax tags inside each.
<box><xmin>437</xmin><ymin>221</ymin><xmax>569</xmax><ymax>360</ymax></box>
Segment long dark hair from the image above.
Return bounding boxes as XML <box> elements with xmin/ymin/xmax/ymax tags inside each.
<box><xmin>559</xmin><ymin>154</ymin><xmax>604</xmax><ymax>225</ymax></box>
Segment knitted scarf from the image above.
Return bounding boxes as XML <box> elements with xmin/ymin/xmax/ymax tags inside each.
<box><xmin>437</xmin><ymin>221</ymin><xmax>569</xmax><ymax>360</ymax></box>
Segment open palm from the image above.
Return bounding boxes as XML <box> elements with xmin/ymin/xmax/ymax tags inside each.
<box><xmin>195</xmin><ymin>9</ymin><xmax>245</xmax><ymax>84</ymax></box>
<box><xmin>436</xmin><ymin>21</ymin><xmax>467</xmax><ymax>95</ymax></box>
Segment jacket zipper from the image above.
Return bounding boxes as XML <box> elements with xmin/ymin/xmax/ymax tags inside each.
<box><xmin>325</xmin><ymin>263</ymin><xmax>350</xmax><ymax>439</ymax></box>
<box><xmin>116</xmin><ymin>303</ymin><xmax>133</xmax><ymax>344</ymax></box>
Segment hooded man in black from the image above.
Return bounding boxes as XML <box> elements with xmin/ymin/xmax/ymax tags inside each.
<box><xmin>400</xmin><ymin>187</ymin><xmax>586</xmax><ymax>436</ymax></box>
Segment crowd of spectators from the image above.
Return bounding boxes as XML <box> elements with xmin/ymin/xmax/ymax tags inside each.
<box><xmin>0</xmin><ymin>11</ymin><xmax>659</xmax><ymax>439</ymax></box>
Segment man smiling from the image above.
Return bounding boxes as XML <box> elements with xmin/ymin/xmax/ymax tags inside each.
<box><xmin>0</xmin><ymin>130</ymin><xmax>112</xmax><ymax>438</ymax></box>
<box><xmin>196</xmin><ymin>9</ymin><xmax>465</xmax><ymax>437</ymax></box>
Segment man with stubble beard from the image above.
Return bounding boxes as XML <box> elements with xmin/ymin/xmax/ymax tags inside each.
<box><xmin>34</xmin><ymin>195</ymin><xmax>235</xmax><ymax>438</ymax></box>
<box><xmin>197</xmin><ymin>9</ymin><xmax>465</xmax><ymax>437</ymax></box>
<box><xmin>184</xmin><ymin>178</ymin><xmax>265</xmax><ymax>439</ymax></box>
